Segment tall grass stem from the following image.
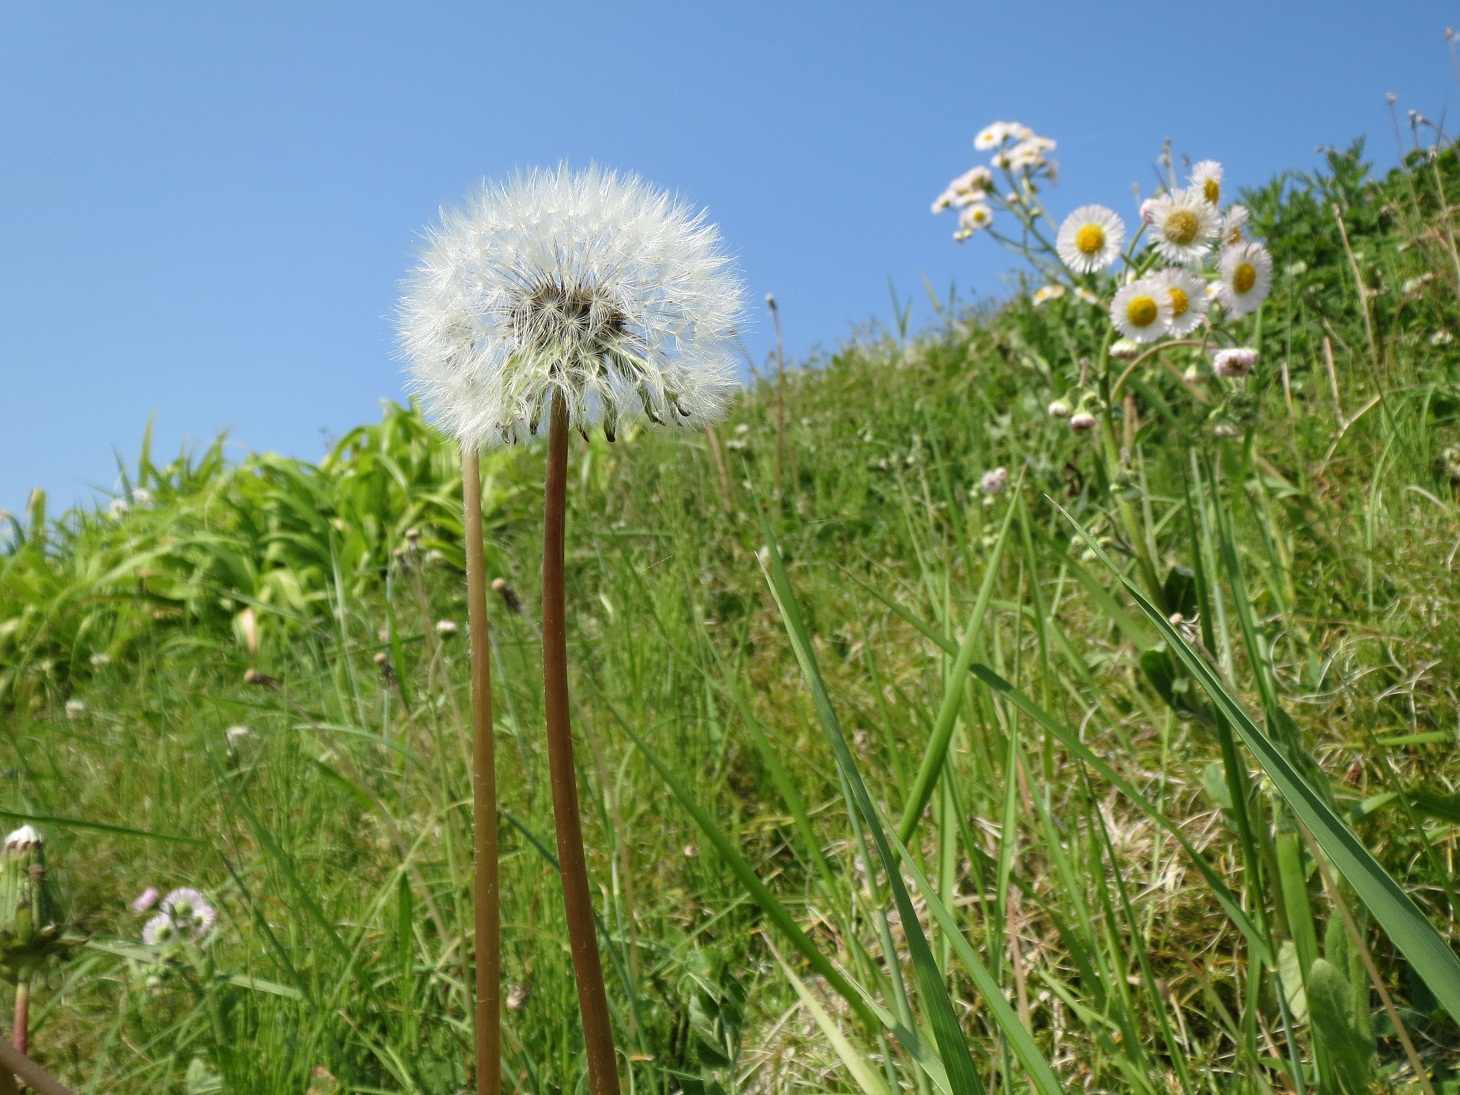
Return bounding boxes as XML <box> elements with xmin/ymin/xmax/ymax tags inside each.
<box><xmin>542</xmin><ymin>389</ymin><xmax>621</xmax><ymax>1095</ymax></box>
<box><xmin>463</xmin><ymin>446</ymin><xmax>501</xmax><ymax>1095</ymax></box>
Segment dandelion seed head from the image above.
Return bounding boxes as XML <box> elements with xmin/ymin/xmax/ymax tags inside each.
<box><xmin>398</xmin><ymin>165</ymin><xmax>744</xmax><ymax>448</ymax></box>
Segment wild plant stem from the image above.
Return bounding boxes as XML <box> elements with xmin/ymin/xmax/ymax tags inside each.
<box><xmin>462</xmin><ymin>447</ymin><xmax>501</xmax><ymax>1095</ymax></box>
<box><xmin>11</xmin><ymin>980</ymin><xmax>26</xmax><ymax>1056</ymax></box>
<box><xmin>542</xmin><ymin>390</ymin><xmax>621</xmax><ymax>1095</ymax></box>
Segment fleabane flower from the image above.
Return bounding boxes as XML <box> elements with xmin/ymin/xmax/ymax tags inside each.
<box><xmin>1189</xmin><ymin>160</ymin><xmax>1224</xmax><ymax>205</ymax></box>
<box><xmin>397</xmin><ymin>165</ymin><xmax>744</xmax><ymax>448</ymax></box>
<box><xmin>1056</xmin><ymin>205</ymin><xmax>1125</xmax><ymax>274</ymax></box>
<box><xmin>1111</xmin><ymin>278</ymin><xmax>1174</xmax><ymax>343</ymax></box>
<box><xmin>1221</xmin><ymin>204</ymin><xmax>1250</xmax><ymax>246</ymax></box>
<box><xmin>955</xmin><ymin>203</ymin><xmax>993</xmax><ymax>240</ymax></box>
<box><xmin>1146</xmin><ymin>187</ymin><xmax>1220</xmax><ymax>266</ymax></box>
<box><xmin>1149</xmin><ymin>268</ymin><xmax>1209</xmax><ymax>336</ymax></box>
<box><xmin>975</xmin><ymin>122</ymin><xmax>1017</xmax><ymax>150</ymax></box>
<box><xmin>1215</xmin><ymin>242</ymin><xmax>1273</xmax><ymax>317</ymax></box>
<box><xmin>1032</xmin><ymin>285</ymin><xmax>1065</xmax><ymax>306</ymax></box>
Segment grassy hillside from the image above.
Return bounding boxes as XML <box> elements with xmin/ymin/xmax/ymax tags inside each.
<box><xmin>4</xmin><ymin>140</ymin><xmax>1460</xmax><ymax>1094</ymax></box>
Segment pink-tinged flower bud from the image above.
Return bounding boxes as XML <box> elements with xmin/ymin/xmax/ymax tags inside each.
<box><xmin>1212</xmin><ymin>347</ymin><xmax>1258</xmax><ymax>378</ymax></box>
<box><xmin>1070</xmin><ymin>411</ymin><xmax>1097</xmax><ymax>432</ymax></box>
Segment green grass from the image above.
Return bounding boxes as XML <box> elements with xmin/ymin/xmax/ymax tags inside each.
<box><xmin>4</xmin><ymin>139</ymin><xmax>1460</xmax><ymax>1093</ymax></box>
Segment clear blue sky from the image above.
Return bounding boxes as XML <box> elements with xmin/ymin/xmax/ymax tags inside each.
<box><xmin>2</xmin><ymin>2</ymin><xmax>1455</xmax><ymax>515</ymax></box>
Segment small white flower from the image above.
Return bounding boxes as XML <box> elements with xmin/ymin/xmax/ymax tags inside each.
<box><xmin>1431</xmin><ymin>329</ymin><xmax>1454</xmax><ymax>346</ymax></box>
<box><xmin>397</xmin><ymin>165</ymin><xmax>744</xmax><ymax>448</ymax></box>
<box><xmin>132</xmin><ymin>489</ymin><xmax>153</xmax><ymax>508</ymax></box>
<box><xmin>225</xmin><ymin>725</ymin><xmax>252</xmax><ymax>748</ymax></box>
<box><xmin>3</xmin><ymin>826</ymin><xmax>39</xmax><ymax>851</ymax></box>
<box><xmin>1215</xmin><ymin>242</ymin><xmax>1273</xmax><ymax>317</ymax></box>
<box><xmin>1032</xmin><ymin>285</ymin><xmax>1066</xmax><ymax>306</ymax></box>
<box><xmin>90</xmin><ymin>653</ymin><xmax>111</xmax><ymax>668</ymax></box>
<box><xmin>1149</xmin><ymin>267</ymin><xmax>1209</xmax><ymax>336</ymax></box>
<box><xmin>1147</xmin><ymin>187</ymin><xmax>1220</xmax><ymax>266</ymax></box>
<box><xmin>1139</xmin><ymin>198</ymin><xmax>1159</xmax><ymax>225</ymax></box>
<box><xmin>1221</xmin><ymin>204</ymin><xmax>1250</xmax><ymax>246</ymax></box>
<box><xmin>65</xmin><ymin>699</ymin><xmax>86</xmax><ymax>718</ymax></box>
<box><xmin>159</xmin><ymin>887</ymin><xmax>217</xmax><ymax>941</ymax></box>
<box><xmin>435</xmin><ymin>619</ymin><xmax>459</xmax><ymax>637</ymax></box>
<box><xmin>980</xmin><ymin>467</ymin><xmax>1009</xmax><ymax>494</ymax></box>
<box><xmin>132</xmin><ymin>886</ymin><xmax>160</xmax><ymax>913</ymax></box>
<box><xmin>974</xmin><ymin>122</ymin><xmax>1016</xmax><ymax>150</ymax></box>
<box><xmin>1074</xmin><ymin>287</ymin><xmax>1101</xmax><ymax>306</ymax></box>
<box><xmin>1111</xmin><ymin>279</ymin><xmax>1174</xmax><ymax>343</ymax></box>
<box><xmin>1212</xmin><ymin>347</ymin><xmax>1258</xmax><ymax>378</ymax></box>
<box><xmin>1189</xmin><ymin>160</ymin><xmax>1224</xmax><ymax>205</ymax></box>
<box><xmin>1006</xmin><ymin>136</ymin><xmax>1056</xmax><ymax>170</ymax></box>
<box><xmin>1056</xmin><ymin>205</ymin><xmax>1125</xmax><ymax>274</ymax></box>
<box><xmin>107</xmin><ymin>498</ymin><xmax>129</xmax><ymax>519</ymax></box>
<box><xmin>955</xmin><ymin>203</ymin><xmax>993</xmax><ymax>239</ymax></box>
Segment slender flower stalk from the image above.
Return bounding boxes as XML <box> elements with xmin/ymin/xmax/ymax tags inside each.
<box><xmin>540</xmin><ymin>390</ymin><xmax>618</xmax><ymax>1095</ymax></box>
<box><xmin>462</xmin><ymin>447</ymin><xmax>500</xmax><ymax>1095</ymax></box>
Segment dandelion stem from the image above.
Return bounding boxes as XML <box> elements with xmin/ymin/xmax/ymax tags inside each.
<box><xmin>462</xmin><ymin>447</ymin><xmax>501</xmax><ymax>1095</ymax></box>
<box><xmin>542</xmin><ymin>389</ymin><xmax>621</xmax><ymax>1095</ymax></box>
<box><xmin>11</xmin><ymin>979</ymin><xmax>26</xmax><ymax>1056</ymax></box>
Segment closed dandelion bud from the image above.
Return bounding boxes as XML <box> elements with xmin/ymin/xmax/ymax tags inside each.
<box><xmin>0</xmin><ymin>826</ymin><xmax>67</xmax><ymax>981</ymax></box>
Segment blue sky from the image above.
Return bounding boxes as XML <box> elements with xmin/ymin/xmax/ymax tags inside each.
<box><xmin>1</xmin><ymin>2</ymin><xmax>1455</xmax><ymax>514</ymax></box>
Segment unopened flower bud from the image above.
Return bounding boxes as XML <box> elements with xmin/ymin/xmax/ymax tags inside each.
<box><xmin>0</xmin><ymin>827</ymin><xmax>70</xmax><ymax>981</ymax></box>
<box><xmin>1048</xmin><ymin>399</ymin><xmax>1072</xmax><ymax>418</ymax></box>
<box><xmin>1212</xmin><ymin>347</ymin><xmax>1258</xmax><ymax>378</ymax></box>
<box><xmin>1070</xmin><ymin>411</ymin><xmax>1097</xmax><ymax>432</ymax></box>
<box><xmin>491</xmin><ymin>578</ymin><xmax>523</xmax><ymax>615</ymax></box>
<box><xmin>1109</xmin><ymin>339</ymin><xmax>1141</xmax><ymax>361</ymax></box>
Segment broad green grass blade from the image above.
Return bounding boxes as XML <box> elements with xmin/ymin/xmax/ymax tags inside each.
<box><xmin>1067</xmin><ymin>509</ymin><xmax>1460</xmax><ymax>1022</ymax></box>
<box><xmin>759</xmin><ymin>528</ymin><xmax>985</xmax><ymax>1095</ymax></box>
<box><xmin>773</xmin><ymin>949</ymin><xmax>895</xmax><ymax>1095</ymax></box>
<box><xmin>0</xmin><ymin>810</ymin><xmax>208</xmax><ymax>846</ymax></box>
<box><xmin>897</xmin><ymin>485</ymin><xmax>1019</xmax><ymax>844</ymax></box>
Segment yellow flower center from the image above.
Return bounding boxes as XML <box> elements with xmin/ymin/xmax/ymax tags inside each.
<box><xmin>1126</xmin><ymin>295</ymin><xmax>1159</xmax><ymax>328</ymax></box>
<box><xmin>1075</xmin><ymin>224</ymin><xmax>1106</xmax><ymax>255</ymax></box>
<box><xmin>1168</xmin><ymin>287</ymin><xmax>1189</xmax><ymax>317</ymax></box>
<box><xmin>1165</xmin><ymin>209</ymin><xmax>1200</xmax><ymax>245</ymax></box>
<box><xmin>1233</xmin><ymin>262</ymin><xmax>1257</xmax><ymax>294</ymax></box>
<box><xmin>1203</xmin><ymin>179</ymin><xmax>1220</xmax><ymax>204</ymax></box>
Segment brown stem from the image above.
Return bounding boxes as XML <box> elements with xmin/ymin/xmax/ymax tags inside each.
<box><xmin>11</xmin><ymin>981</ymin><xmax>26</xmax><ymax>1057</ymax></box>
<box><xmin>542</xmin><ymin>390</ymin><xmax>621</xmax><ymax>1095</ymax></box>
<box><xmin>463</xmin><ymin>447</ymin><xmax>501</xmax><ymax>1095</ymax></box>
<box><xmin>0</xmin><ymin>1037</ymin><xmax>71</xmax><ymax>1095</ymax></box>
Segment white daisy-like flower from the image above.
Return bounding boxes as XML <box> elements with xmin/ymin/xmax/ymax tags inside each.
<box><xmin>1056</xmin><ymin>205</ymin><xmax>1125</xmax><ymax>274</ymax></box>
<box><xmin>397</xmin><ymin>165</ymin><xmax>744</xmax><ymax>448</ymax></box>
<box><xmin>1215</xmin><ymin>242</ymin><xmax>1273</xmax><ymax>317</ymax></box>
<box><xmin>1111</xmin><ymin>278</ymin><xmax>1174</xmax><ymax>343</ymax></box>
<box><xmin>1149</xmin><ymin>268</ymin><xmax>1209</xmax><ymax>336</ymax></box>
<box><xmin>956</xmin><ymin>203</ymin><xmax>993</xmax><ymax>238</ymax></box>
<box><xmin>974</xmin><ymin>122</ymin><xmax>1016</xmax><ymax>150</ymax></box>
<box><xmin>1212</xmin><ymin>347</ymin><xmax>1258</xmax><ymax>378</ymax></box>
<box><xmin>1032</xmin><ymin>285</ymin><xmax>1065</xmax><ymax>306</ymax></box>
<box><xmin>1074</xmin><ymin>287</ymin><xmax>1102</xmax><ymax>306</ymax></box>
<box><xmin>1432</xmin><ymin>329</ymin><xmax>1453</xmax><ymax>346</ymax></box>
<box><xmin>1007</xmin><ymin>136</ymin><xmax>1057</xmax><ymax>169</ymax></box>
<box><xmin>1147</xmin><ymin>187</ymin><xmax>1220</xmax><ymax>266</ymax></box>
<box><xmin>1189</xmin><ymin>160</ymin><xmax>1224</xmax><ymax>205</ymax></box>
<box><xmin>1221</xmin><ymin>204</ymin><xmax>1250</xmax><ymax>246</ymax></box>
<box><xmin>157</xmin><ymin>887</ymin><xmax>217</xmax><ymax>941</ymax></box>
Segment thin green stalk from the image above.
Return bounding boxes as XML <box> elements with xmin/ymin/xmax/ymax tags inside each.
<box><xmin>542</xmin><ymin>390</ymin><xmax>620</xmax><ymax>1095</ymax></box>
<box><xmin>462</xmin><ymin>445</ymin><xmax>501</xmax><ymax>1095</ymax></box>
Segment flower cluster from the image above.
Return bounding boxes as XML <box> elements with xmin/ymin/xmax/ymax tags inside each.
<box><xmin>139</xmin><ymin>887</ymin><xmax>217</xmax><ymax>946</ymax></box>
<box><xmin>934</xmin><ymin>134</ymin><xmax>1275</xmax><ymax>438</ymax></box>
<box><xmin>932</xmin><ymin>122</ymin><xmax>1058</xmax><ymax>241</ymax></box>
